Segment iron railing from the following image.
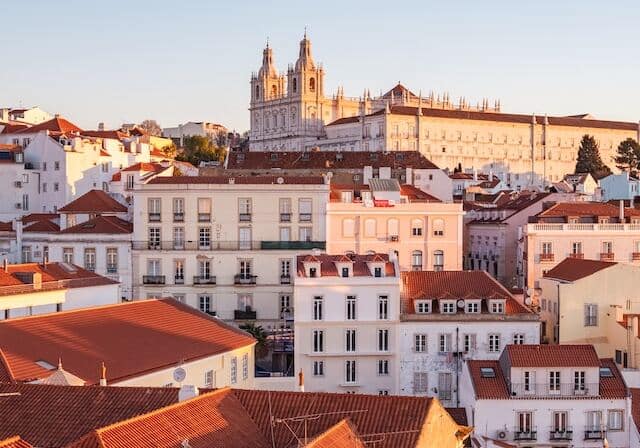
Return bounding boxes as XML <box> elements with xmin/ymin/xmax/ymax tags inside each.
<box><xmin>510</xmin><ymin>383</ymin><xmax>598</xmax><ymax>398</ymax></box>
<box><xmin>193</xmin><ymin>276</ymin><xmax>217</xmax><ymax>285</ymax></box>
<box><xmin>142</xmin><ymin>275</ymin><xmax>165</xmax><ymax>285</ymax></box>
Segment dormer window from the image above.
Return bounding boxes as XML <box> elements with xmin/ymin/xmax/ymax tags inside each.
<box><xmin>415</xmin><ymin>300</ymin><xmax>431</xmax><ymax>314</ymax></box>
<box><xmin>341</xmin><ymin>267</ymin><xmax>349</xmax><ymax>278</ymax></box>
<box><xmin>441</xmin><ymin>301</ymin><xmax>456</xmax><ymax>314</ymax></box>
<box><xmin>309</xmin><ymin>267</ymin><xmax>317</xmax><ymax>278</ymax></box>
<box><xmin>465</xmin><ymin>301</ymin><xmax>480</xmax><ymax>314</ymax></box>
<box><xmin>598</xmin><ymin>216</ymin><xmax>609</xmax><ymax>224</ymax></box>
<box><xmin>372</xmin><ymin>267</ymin><xmax>381</xmax><ymax>277</ymax></box>
<box><xmin>568</xmin><ymin>216</ymin><xmax>579</xmax><ymax>224</ymax></box>
<box><xmin>490</xmin><ymin>300</ymin><xmax>505</xmax><ymax>314</ymax></box>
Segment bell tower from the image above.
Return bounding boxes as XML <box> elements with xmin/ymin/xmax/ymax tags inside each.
<box><xmin>250</xmin><ymin>42</ymin><xmax>284</xmax><ymax>105</ymax></box>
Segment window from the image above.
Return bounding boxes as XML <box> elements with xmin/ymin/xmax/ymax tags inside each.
<box><xmin>488</xmin><ymin>334</ymin><xmax>500</xmax><ymax>352</ymax></box>
<box><xmin>574</xmin><ymin>370</ymin><xmax>586</xmax><ymax>392</ymax></box>
<box><xmin>463</xmin><ymin>334</ymin><xmax>476</xmax><ymax>353</ymax></box>
<box><xmin>199</xmin><ymin>227</ymin><xmax>211</xmax><ymax>249</ymax></box>
<box><xmin>173</xmin><ymin>227</ymin><xmax>185</xmax><ymax>249</ymax></box>
<box><xmin>174</xmin><ymin>259</ymin><xmax>185</xmax><ymax>284</ymax></box>
<box><xmin>441</xmin><ymin>301</ymin><xmax>455</xmax><ymax>314</ymax></box>
<box><xmin>84</xmin><ymin>248</ymin><xmax>96</xmax><ymax>271</ymax></box>
<box><xmin>148</xmin><ymin>227</ymin><xmax>161</xmax><ymax>249</ymax></box>
<box><xmin>342</xmin><ymin>218</ymin><xmax>355</xmax><ymax>237</ymax></box>
<box><xmin>53</xmin><ymin>182</ymin><xmax>59</xmax><ymax>192</ymax></box>
<box><xmin>465</xmin><ymin>301</ymin><xmax>480</xmax><ymax>313</ymax></box>
<box><xmin>54</xmin><ymin>161</ymin><xmax>60</xmax><ymax>171</ymax></box>
<box><xmin>602</xmin><ymin>241</ymin><xmax>613</xmax><ymax>254</ymax></box>
<box><xmin>378</xmin><ymin>389</ymin><xmax>389</xmax><ymax>396</ymax></box>
<box><xmin>126</xmin><ymin>174</ymin><xmax>134</xmax><ymax>190</ymax></box>
<box><xmin>415</xmin><ymin>300</ymin><xmax>431</xmax><ymax>314</ymax></box>
<box><xmin>571</xmin><ymin>241</ymin><xmax>582</xmax><ymax>254</ymax></box>
<box><xmin>433</xmin><ymin>250</ymin><xmax>444</xmax><ymax>271</ymax></box>
<box><xmin>312</xmin><ymin>330</ymin><xmax>324</xmax><ymax>353</ymax></box>
<box><xmin>239</xmin><ymin>198</ymin><xmax>252</xmax><ymax>222</ymax></box>
<box><xmin>585</xmin><ymin>303</ymin><xmax>598</xmax><ymax>326</ymax></box>
<box><xmin>587</xmin><ymin>410</ymin><xmax>602</xmax><ymax>431</ymax></box>
<box><xmin>432</xmin><ymin>219</ymin><xmax>444</xmax><ymax>236</ymax></box>
<box><xmin>198</xmin><ymin>260</ymin><xmax>211</xmax><ymax>279</ymax></box>
<box><xmin>378</xmin><ymin>329</ymin><xmax>389</xmax><ymax>351</ymax></box>
<box><xmin>21</xmin><ymin>246</ymin><xmax>31</xmax><ymax>263</ymax></box>
<box><xmin>517</xmin><ymin>412</ymin><xmax>533</xmax><ymax>434</ymax></box>
<box><xmin>411</xmin><ymin>250</ymin><xmax>423</xmax><ymax>270</ymax></box>
<box><xmin>378</xmin><ymin>296</ymin><xmax>388</xmax><ymax>319</ymax></box>
<box><xmin>480</xmin><ymin>368</ymin><xmax>495</xmax><ymax>378</ymax></box>
<box><xmin>280</xmin><ymin>294</ymin><xmax>291</xmax><ymax>317</ymax></box>
<box><xmin>373</xmin><ymin>266</ymin><xmax>382</xmax><ymax>277</ymax></box>
<box><xmin>239</xmin><ymin>227</ymin><xmax>252</xmax><ymax>250</ymax></box>
<box><xmin>299</xmin><ymin>198</ymin><xmax>312</xmax><ymax>222</ymax></box>
<box><xmin>345</xmin><ymin>360</ymin><xmax>356</xmax><ymax>383</ymax></box>
<box><xmin>198</xmin><ymin>198</ymin><xmax>212</xmax><ymax>222</ymax></box>
<box><xmin>491</xmin><ymin>301</ymin><xmax>505</xmax><ymax>314</ymax></box>
<box><xmin>299</xmin><ymin>227</ymin><xmax>312</xmax><ymax>242</ymax></box>
<box><xmin>230</xmin><ymin>357</ymin><xmax>237</xmax><ymax>384</ymax></box>
<box><xmin>42</xmin><ymin>183</ymin><xmax>47</xmax><ymax>193</ymax></box>
<box><xmin>62</xmin><ymin>247</ymin><xmax>74</xmax><ymax>264</ymax></box>
<box><xmin>340</xmin><ymin>266</ymin><xmax>349</xmax><ymax>278</ymax></box>
<box><xmin>280</xmin><ymin>259</ymin><xmax>291</xmax><ymax>283</ymax></box>
<box><xmin>102</xmin><ymin>182</ymin><xmax>109</xmax><ymax>192</ymax></box>
<box><xmin>204</xmin><ymin>370</ymin><xmax>214</xmax><ymax>387</ymax></box>
<box><xmin>346</xmin><ymin>296</ymin><xmax>356</xmax><ymax>320</ymax></box>
<box><xmin>313</xmin><ymin>361</ymin><xmax>324</xmax><ymax>376</ymax></box>
<box><xmin>22</xmin><ymin>193</ymin><xmax>29</xmax><ymax>211</ymax></box>
<box><xmin>411</xmin><ymin>219</ymin><xmax>423</xmax><ymax>236</ymax></box>
<box><xmin>438</xmin><ymin>372</ymin><xmax>452</xmax><ymax>400</ymax></box>
<box><xmin>513</xmin><ymin>333</ymin><xmax>525</xmax><ymax>344</ymax></box>
<box><xmin>549</xmin><ymin>371</ymin><xmax>560</xmax><ymax>392</ymax></box>
<box><xmin>239</xmin><ymin>259</ymin><xmax>252</xmax><ymax>279</ymax></box>
<box><xmin>364</xmin><ymin>219</ymin><xmax>376</xmax><ymax>237</ymax></box>
<box><xmin>377</xmin><ymin>359</ymin><xmax>389</xmax><ymax>375</ymax></box>
<box><xmin>242</xmin><ymin>353</ymin><xmax>249</xmax><ymax>380</ymax></box>
<box><xmin>439</xmin><ymin>333</ymin><xmax>451</xmax><ymax>353</ymax></box>
<box><xmin>345</xmin><ymin>329</ymin><xmax>356</xmax><ymax>352</ymax></box>
<box><xmin>413</xmin><ymin>372</ymin><xmax>428</xmax><ymax>394</ymax></box>
<box><xmin>608</xmin><ymin>410</ymin><xmax>623</xmax><ymax>431</ymax></box>
<box><xmin>309</xmin><ymin>77</ymin><xmax>316</xmax><ymax>92</ymax></box>
<box><xmin>106</xmin><ymin>248</ymin><xmax>118</xmax><ymax>273</ymax></box>
<box><xmin>524</xmin><ymin>371</ymin><xmax>534</xmax><ymax>392</ymax></box>
<box><xmin>199</xmin><ymin>295</ymin><xmax>211</xmax><ymax>313</ymax></box>
<box><xmin>387</xmin><ymin>218</ymin><xmax>399</xmax><ymax>240</ymax></box>
<box><xmin>542</xmin><ymin>241</ymin><xmax>553</xmax><ymax>254</ymax></box>
<box><xmin>43</xmin><ymin>162</ymin><xmax>47</xmax><ymax>171</ymax></box>
<box><xmin>279</xmin><ymin>227</ymin><xmax>291</xmax><ymax>241</ymax></box>
<box><xmin>313</xmin><ymin>297</ymin><xmax>323</xmax><ymax>320</ymax></box>
<box><xmin>414</xmin><ymin>334</ymin><xmax>427</xmax><ymax>352</ymax></box>
<box><xmin>173</xmin><ymin>198</ymin><xmax>184</xmax><ymax>221</ymax></box>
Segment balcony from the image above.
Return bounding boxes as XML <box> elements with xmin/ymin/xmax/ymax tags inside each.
<box><xmin>568</xmin><ymin>252</ymin><xmax>584</xmax><ymax>259</ymax></box>
<box><xmin>539</xmin><ymin>253</ymin><xmax>554</xmax><ymax>262</ymax></box>
<box><xmin>239</xmin><ymin>213</ymin><xmax>252</xmax><ymax>222</ymax></box>
<box><xmin>510</xmin><ymin>383</ymin><xmax>598</xmax><ymax>398</ymax></box>
<box><xmin>633</xmin><ymin>252</ymin><xmax>640</xmax><ymax>261</ymax></box>
<box><xmin>549</xmin><ymin>428</ymin><xmax>573</xmax><ymax>441</ymax></box>
<box><xmin>260</xmin><ymin>241</ymin><xmax>326</xmax><ymax>250</ymax></box>
<box><xmin>280</xmin><ymin>213</ymin><xmax>291</xmax><ymax>222</ymax></box>
<box><xmin>584</xmin><ymin>428</ymin><xmax>604</xmax><ymax>440</ymax></box>
<box><xmin>193</xmin><ymin>276</ymin><xmax>217</xmax><ymax>285</ymax></box>
<box><xmin>234</xmin><ymin>308</ymin><xmax>257</xmax><ymax>320</ymax></box>
<box><xmin>388</xmin><ymin>235</ymin><xmax>399</xmax><ymax>242</ymax></box>
<box><xmin>235</xmin><ymin>274</ymin><xmax>257</xmax><ymax>285</ymax></box>
<box><xmin>530</xmin><ymin>223</ymin><xmax>640</xmax><ymax>232</ymax></box>
<box><xmin>173</xmin><ymin>212</ymin><xmax>184</xmax><ymax>222</ymax></box>
<box><xmin>513</xmin><ymin>428</ymin><xmax>537</xmax><ymax>441</ymax></box>
<box><xmin>174</xmin><ymin>276</ymin><xmax>184</xmax><ymax>285</ymax></box>
<box><xmin>148</xmin><ymin>213</ymin><xmax>161</xmax><ymax>222</ymax></box>
<box><xmin>600</xmin><ymin>252</ymin><xmax>615</xmax><ymax>261</ymax></box>
<box><xmin>106</xmin><ymin>265</ymin><xmax>118</xmax><ymax>274</ymax></box>
<box><xmin>142</xmin><ymin>275</ymin><xmax>165</xmax><ymax>285</ymax></box>
<box><xmin>299</xmin><ymin>213</ymin><xmax>312</xmax><ymax>222</ymax></box>
<box><xmin>198</xmin><ymin>213</ymin><xmax>211</xmax><ymax>222</ymax></box>
<box><xmin>280</xmin><ymin>308</ymin><xmax>294</xmax><ymax>320</ymax></box>
<box><xmin>280</xmin><ymin>275</ymin><xmax>291</xmax><ymax>285</ymax></box>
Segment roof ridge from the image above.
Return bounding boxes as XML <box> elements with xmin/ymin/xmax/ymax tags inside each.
<box><xmin>0</xmin><ymin>348</ymin><xmax>16</xmax><ymax>383</ymax></box>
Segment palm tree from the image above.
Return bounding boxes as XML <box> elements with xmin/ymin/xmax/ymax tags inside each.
<box><xmin>239</xmin><ymin>323</ymin><xmax>269</xmax><ymax>359</ymax></box>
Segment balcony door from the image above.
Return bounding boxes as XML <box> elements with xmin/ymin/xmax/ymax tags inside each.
<box><xmin>553</xmin><ymin>411</ymin><xmax>567</xmax><ymax>432</ymax></box>
<box><xmin>518</xmin><ymin>412</ymin><xmax>533</xmax><ymax>433</ymax></box>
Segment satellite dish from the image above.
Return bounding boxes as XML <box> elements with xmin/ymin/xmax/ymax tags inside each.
<box><xmin>524</xmin><ymin>296</ymin><xmax>532</xmax><ymax>306</ymax></box>
<box><xmin>456</xmin><ymin>299</ymin><xmax>465</xmax><ymax>309</ymax></box>
<box><xmin>173</xmin><ymin>367</ymin><xmax>186</xmax><ymax>383</ymax></box>
<box><xmin>526</xmin><ymin>288</ymin><xmax>534</xmax><ymax>297</ymax></box>
<box><xmin>277</xmin><ymin>177</ymin><xmax>284</xmax><ymax>184</ymax></box>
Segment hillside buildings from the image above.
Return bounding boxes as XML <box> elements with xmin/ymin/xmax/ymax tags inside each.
<box><xmin>162</xmin><ymin>121</ymin><xmax>227</xmax><ymax>147</ymax></box>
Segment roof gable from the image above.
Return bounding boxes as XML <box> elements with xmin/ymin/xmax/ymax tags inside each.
<box><xmin>543</xmin><ymin>257</ymin><xmax>617</xmax><ymax>282</ymax></box>
<box><xmin>58</xmin><ymin>190</ymin><xmax>127</xmax><ymax>213</ymax></box>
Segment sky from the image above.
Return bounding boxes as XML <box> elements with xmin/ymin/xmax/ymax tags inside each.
<box><xmin>2</xmin><ymin>0</ymin><xmax>639</xmax><ymax>132</ymax></box>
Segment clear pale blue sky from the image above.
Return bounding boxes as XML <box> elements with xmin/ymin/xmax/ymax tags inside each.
<box><xmin>2</xmin><ymin>0</ymin><xmax>639</xmax><ymax>131</ymax></box>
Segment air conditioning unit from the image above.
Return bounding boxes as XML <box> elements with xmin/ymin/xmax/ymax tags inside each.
<box><xmin>14</xmin><ymin>181</ymin><xmax>22</xmax><ymax>188</ymax></box>
<box><xmin>15</xmin><ymin>203</ymin><xmax>22</xmax><ymax>209</ymax></box>
<box><xmin>496</xmin><ymin>430</ymin><xmax>509</xmax><ymax>440</ymax></box>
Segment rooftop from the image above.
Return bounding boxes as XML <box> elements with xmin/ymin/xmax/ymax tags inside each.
<box><xmin>60</xmin><ymin>215</ymin><xmax>132</xmax><ymax>234</ymax></box>
<box><xmin>305</xmin><ymin>419</ymin><xmax>365</xmax><ymax>448</ymax></box>
<box><xmin>58</xmin><ymin>190</ymin><xmax>127</xmax><ymax>214</ymax></box>
<box><xmin>15</xmin><ymin>116</ymin><xmax>82</xmax><ymax>135</ymax></box>
<box><xmin>0</xmin><ymin>437</ymin><xmax>32</xmax><ymax>448</ymax></box>
<box><xmin>503</xmin><ymin>344</ymin><xmax>601</xmax><ymax>367</ymax></box>
<box><xmin>148</xmin><ymin>175</ymin><xmax>326</xmax><ymax>185</ymax></box>
<box><xmin>543</xmin><ymin>257</ymin><xmax>618</xmax><ymax>282</ymax></box>
<box><xmin>297</xmin><ymin>253</ymin><xmax>396</xmax><ymax>278</ymax></box>
<box><xmin>534</xmin><ymin>201</ymin><xmax>640</xmax><ymax>221</ymax></box>
<box><xmin>0</xmin><ymin>298</ymin><xmax>255</xmax><ymax>383</ymax></box>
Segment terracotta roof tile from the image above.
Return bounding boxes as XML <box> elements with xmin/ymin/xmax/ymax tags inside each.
<box><xmin>0</xmin><ymin>349</ymin><xmax>15</xmax><ymax>383</ymax></box>
<box><xmin>599</xmin><ymin>358</ymin><xmax>628</xmax><ymax>399</ymax></box>
<box><xmin>149</xmin><ymin>175</ymin><xmax>326</xmax><ymax>185</ymax></box>
<box><xmin>445</xmin><ymin>408</ymin><xmax>468</xmax><ymax>426</ymax></box>
<box><xmin>60</xmin><ymin>215</ymin><xmax>132</xmax><ymax>234</ymax></box>
<box><xmin>67</xmin><ymin>389</ymin><xmax>269</xmax><ymax>448</ymax></box>
<box><xmin>22</xmin><ymin>219</ymin><xmax>60</xmax><ymax>233</ymax></box>
<box><xmin>0</xmin><ymin>221</ymin><xmax>13</xmax><ymax>232</ymax></box>
<box><xmin>58</xmin><ymin>190</ymin><xmax>127</xmax><ymax>213</ymax></box>
<box><xmin>536</xmin><ymin>201</ymin><xmax>640</xmax><ymax>220</ymax></box>
<box><xmin>297</xmin><ymin>253</ymin><xmax>395</xmax><ymax>277</ymax></box>
<box><xmin>0</xmin><ymin>298</ymin><xmax>255</xmax><ymax>383</ymax></box>
<box><xmin>22</xmin><ymin>213</ymin><xmax>59</xmax><ymax>224</ymax></box>
<box><xmin>16</xmin><ymin>116</ymin><xmax>82</xmax><ymax>134</ymax></box>
<box><xmin>121</xmin><ymin>162</ymin><xmax>165</xmax><ymax>172</ymax></box>
<box><xmin>305</xmin><ymin>419</ymin><xmax>365</xmax><ymax>448</ymax></box>
<box><xmin>503</xmin><ymin>344</ymin><xmax>600</xmax><ymax>367</ymax></box>
<box><xmin>226</xmin><ymin>151</ymin><xmax>439</xmax><ymax>170</ymax></box>
<box><xmin>543</xmin><ymin>257</ymin><xmax>618</xmax><ymax>282</ymax></box>
<box><xmin>0</xmin><ymin>383</ymin><xmax>178</xmax><ymax>447</ymax></box>
<box><xmin>81</xmin><ymin>130</ymin><xmax>129</xmax><ymax>140</ymax></box>
<box><xmin>631</xmin><ymin>387</ymin><xmax>640</xmax><ymax>430</ymax></box>
<box><xmin>467</xmin><ymin>360</ymin><xmax>511</xmax><ymax>399</ymax></box>
<box><xmin>0</xmin><ymin>437</ymin><xmax>32</xmax><ymax>448</ymax></box>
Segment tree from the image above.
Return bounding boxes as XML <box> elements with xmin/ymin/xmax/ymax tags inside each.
<box><xmin>160</xmin><ymin>142</ymin><xmax>177</xmax><ymax>158</ymax></box>
<box><xmin>614</xmin><ymin>138</ymin><xmax>640</xmax><ymax>174</ymax></box>
<box><xmin>139</xmin><ymin>119</ymin><xmax>162</xmax><ymax>136</ymax></box>
<box><xmin>575</xmin><ymin>134</ymin><xmax>612</xmax><ymax>179</ymax></box>
<box><xmin>175</xmin><ymin>135</ymin><xmax>226</xmax><ymax>166</ymax></box>
<box><xmin>239</xmin><ymin>323</ymin><xmax>269</xmax><ymax>359</ymax></box>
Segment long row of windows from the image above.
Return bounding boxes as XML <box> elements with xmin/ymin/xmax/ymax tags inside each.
<box><xmin>515</xmin><ymin>410</ymin><xmax>623</xmax><ymax>433</ymax></box>
<box><xmin>203</xmin><ymin>353</ymin><xmax>249</xmax><ymax>387</ymax></box>
<box><xmin>312</xmin><ymin>359</ymin><xmax>390</xmax><ymax>384</ymax></box>
<box><xmin>341</xmin><ymin>218</ymin><xmax>445</xmax><ymax>238</ymax></box>
<box><xmin>312</xmin><ymin>296</ymin><xmax>389</xmax><ymax>321</ymax></box>
<box><xmin>413</xmin><ymin>332</ymin><xmax>525</xmax><ymax>353</ymax></box>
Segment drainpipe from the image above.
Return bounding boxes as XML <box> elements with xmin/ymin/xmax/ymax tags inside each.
<box><xmin>556</xmin><ymin>283</ymin><xmax>561</xmax><ymax>344</ymax></box>
<box><xmin>456</xmin><ymin>326</ymin><xmax>460</xmax><ymax>407</ymax></box>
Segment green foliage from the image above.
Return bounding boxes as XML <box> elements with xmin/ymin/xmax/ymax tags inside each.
<box><xmin>239</xmin><ymin>323</ymin><xmax>269</xmax><ymax>358</ymax></box>
<box><xmin>614</xmin><ymin>138</ymin><xmax>640</xmax><ymax>174</ymax></box>
<box><xmin>175</xmin><ymin>135</ymin><xmax>226</xmax><ymax>166</ymax></box>
<box><xmin>575</xmin><ymin>134</ymin><xmax>612</xmax><ymax>180</ymax></box>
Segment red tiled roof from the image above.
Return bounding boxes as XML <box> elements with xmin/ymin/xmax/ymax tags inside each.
<box><xmin>22</xmin><ymin>219</ymin><xmax>60</xmax><ymax>233</ymax></box>
<box><xmin>0</xmin><ymin>437</ymin><xmax>32</xmax><ymax>448</ymax></box>
<box><xmin>0</xmin><ymin>349</ymin><xmax>15</xmax><ymax>383</ymax></box>
<box><xmin>60</xmin><ymin>215</ymin><xmax>132</xmax><ymax>234</ymax></box>
<box><xmin>0</xmin><ymin>383</ymin><xmax>178</xmax><ymax>447</ymax></box>
<box><xmin>305</xmin><ymin>419</ymin><xmax>365</xmax><ymax>448</ymax></box>
<box><xmin>381</xmin><ymin>83</ymin><xmax>419</xmax><ymax>100</ymax></box>
<box><xmin>149</xmin><ymin>175</ymin><xmax>326</xmax><ymax>185</ymax></box>
<box><xmin>0</xmin><ymin>298</ymin><xmax>255</xmax><ymax>383</ymax></box>
<box><xmin>59</xmin><ymin>190</ymin><xmax>127</xmax><ymax>213</ymax></box>
<box><xmin>537</xmin><ymin>201</ymin><xmax>640</xmax><ymax>219</ymax></box>
<box><xmin>68</xmin><ymin>388</ymin><xmax>269</xmax><ymax>448</ymax></box>
<box><xmin>503</xmin><ymin>344</ymin><xmax>600</xmax><ymax>367</ymax></box>
<box><xmin>16</xmin><ymin>116</ymin><xmax>82</xmax><ymax>134</ymax></box>
<box><xmin>121</xmin><ymin>162</ymin><xmax>165</xmax><ymax>172</ymax></box>
<box><xmin>0</xmin><ymin>221</ymin><xmax>13</xmax><ymax>232</ymax></box>
<box><xmin>467</xmin><ymin>360</ymin><xmax>511</xmax><ymax>399</ymax></box>
<box><xmin>599</xmin><ymin>359</ymin><xmax>628</xmax><ymax>399</ymax></box>
<box><xmin>543</xmin><ymin>257</ymin><xmax>617</xmax><ymax>282</ymax></box>
<box><xmin>631</xmin><ymin>387</ymin><xmax>640</xmax><ymax>430</ymax></box>
<box><xmin>0</xmin><ymin>144</ymin><xmax>21</xmax><ymax>152</ymax></box>
<box><xmin>80</xmin><ymin>130</ymin><xmax>129</xmax><ymax>140</ymax></box>
<box><xmin>400</xmin><ymin>184</ymin><xmax>442</xmax><ymax>202</ymax></box>
<box><xmin>226</xmin><ymin>150</ymin><xmax>439</xmax><ymax>170</ymax></box>
<box><xmin>0</xmin><ymin>123</ymin><xmax>30</xmax><ymax>134</ymax></box>
<box><xmin>22</xmin><ymin>213</ymin><xmax>59</xmax><ymax>224</ymax></box>
<box><xmin>445</xmin><ymin>408</ymin><xmax>468</xmax><ymax>427</ymax></box>
<box><xmin>297</xmin><ymin>253</ymin><xmax>395</xmax><ymax>277</ymax></box>
<box><xmin>99</xmin><ymin>149</ymin><xmax>110</xmax><ymax>157</ymax></box>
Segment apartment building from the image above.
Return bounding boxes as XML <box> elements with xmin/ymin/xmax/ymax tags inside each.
<box><xmin>519</xmin><ymin>201</ymin><xmax>640</xmax><ymax>290</ymax></box>
<box><xmin>132</xmin><ymin>175</ymin><xmax>329</xmax><ymax>334</ymax></box>
<box><xmin>327</xmin><ymin>179</ymin><xmax>464</xmax><ymax>272</ymax></box>
<box><xmin>293</xmin><ymin>252</ymin><xmax>400</xmax><ymax>395</ymax></box>
<box><xmin>460</xmin><ymin>344</ymin><xmax>630</xmax><ymax>448</ymax></box>
<box><xmin>399</xmin><ymin>271</ymin><xmax>539</xmax><ymax>407</ymax></box>
<box><xmin>600</xmin><ymin>172</ymin><xmax>640</xmax><ymax>201</ymax></box>
<box><xmin>0</xmin><ymin>144</ymin><xmax>39</xmax><ymax>221</ymax></box>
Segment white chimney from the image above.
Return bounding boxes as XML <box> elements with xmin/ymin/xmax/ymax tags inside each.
<box><xmin>99</xmin><ymin>362</ymin><xmax>107</xmax><ymax>386</ymax></box>
<box><xmin>98</xmin><ymin>122</ymin><xmax>105</xmax><ymax>131</ymax></box>
<box><xmin>619</xmin><ymin>200</ymin><xmax>625</xmax><ymax>222</ymax></box>
<box><xmin>298</xmin><ymin>369</ymin><xmax>305</xmax><ymax>392</ymax></box>
<box><xmin>473</xmin><ymin>168</ymin><xmax>478</xmax><ymax>182</ymax></box>
<box><xmin>178</xmin><ymin>384</ymin><xmax>199</xmax><ymax>402</ymax></box>
<box><xmin>363</xmin><ymin>166</ymin><xmax>373</xmax><ymax>185</ymax></box>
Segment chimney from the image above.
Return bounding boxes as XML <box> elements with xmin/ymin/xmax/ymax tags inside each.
<box><xmin>99</xmin><ymin>362</ymin><xmax>107</xmax><ymax>386</ymax></box>
<box><xmin>178</xmin><ymin>384</ymin><xmax>199</xmax><ymax>402</ymax></box>
<box><xmin>98</xmin><ymin>122</ymin><xmax>105</xmax><ymax>131</ymax></box>
<box><xmin>473</xmin><ymin>168</ymin><xmax>478</xmax><ymax>182</ymax></box>
<box><xmin>619</xmin><ymin>199</ymin><xmax>625</xmax><ymax>222</ymax></box>
<box><xmin>3</xmin><ymin>259</ymin><xmax>7</xmax><ymax>273</ymax></box>
<box><xmin>298</xmin><ymin>369</ymin><xmax>305</xmax><ymax>392</ymax></box>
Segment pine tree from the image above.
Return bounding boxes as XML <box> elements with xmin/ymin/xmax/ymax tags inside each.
<box><xmin>614</xmin><ymin>138</ymin><xmax>640</xmax><ymax>174</ymax></box>
<box><xmin>575</xmin><ymin>134</ymin><xmax>612</xmax><ymax>179</ymax></box>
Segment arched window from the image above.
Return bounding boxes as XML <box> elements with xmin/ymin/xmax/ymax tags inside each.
<box><xmin>342</xmin><ymin>218</ymin><xmax>355</xmax><ymax>238</ymax></box>
<box><xmin>387</xmin><ymin>218</ymin><xmax>399</xmax><ymax>240</ymax></box>
<box><xmin>292</xmin><ymin>78</ymin><xmax>297</xmax><ymax>93</ymax></box>
<box><xmin>255</xmin><ymin>85</ymin><xmax>260</xmax><ymax>99</ymax></box>
<box><xmin>433</xmin><ymin>250</ymin><xmax>444</xmax><ymax>271</ymax></box>
<box><xmin>433</xmin><ymin>219</ymin><xmax>445</xmax><ymax>236</ymax></box>
<box><xmin>309</xmin><ymin>77</ymin><xmax>316</xmax><ymax>92</ymax></box>
<box><xmin>271</xmin><ymin>84</ymin><xmax>277</xmax><ymax>97</ymax></box>
<box><xmin>364</xmin><ymin>219</ymin><xmax>376</xmax><ymax>238</ymax></box>
<box><xmin>411</xmin><ymin>251</ymin><xmax>423</xmax><ymax>271</ymax></box>
<box><xmin>411</xmin><ymin>219</ymin><xmax>423</xmax><ymax>237</ymax></box>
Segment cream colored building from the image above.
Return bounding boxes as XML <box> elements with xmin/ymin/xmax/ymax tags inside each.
<box><xmin>131</xmin><ymin>175</ymin><xmax>329</xmax><ymax>335</ymax></box>
<box><xmin>327</xmin><ymin>179</ymin><xmax>464</xmax><ymax>272</ymax></box>
<box><xmin>293</xmin><ymin>253</ymin><xmax>401</xmax><ymax>395</ymax></box>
